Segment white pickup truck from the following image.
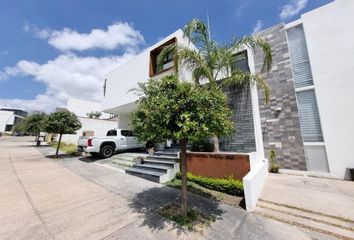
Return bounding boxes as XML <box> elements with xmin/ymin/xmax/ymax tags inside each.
<box><xmin>78</xmin><ymin>129</ymin><xmax>144</xmax><ymax>158</ymax></box>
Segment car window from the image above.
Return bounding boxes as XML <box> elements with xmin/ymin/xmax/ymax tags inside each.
<box><xmin>121</xmin><ymin>130</ymin><xmax>134</xmax><ymax>136</ymax></box>
<box><xmin>106</xmin><ymin>130</ymin><xmax>117</xmax><ymax>136</ymax></box>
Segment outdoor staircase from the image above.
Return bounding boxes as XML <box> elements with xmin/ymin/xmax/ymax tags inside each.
<box><xmin>255</xmin><ymin>199</ymin><xmax>354</xmax><ymax>240</ymax></box>
<box><xmin>125</xmin><ymin>151</ymin><xmax>180</xmax><ymax>184</ymax></box>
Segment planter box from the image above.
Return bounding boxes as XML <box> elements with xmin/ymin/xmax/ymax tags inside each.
<box><xmin>186</xmin><ymin>152</ymin><xmax>250</xmax><ymax>181</ymax></box>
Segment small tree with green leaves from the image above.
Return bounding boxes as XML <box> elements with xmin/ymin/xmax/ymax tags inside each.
<box><xmin>131</xmin><ymin>75</ymin><xmax>234</xmax><ymax>217</ymax></box>
<box><xmin>158</xmin><ymin>18</ymin><xmax>272</xmax><ymax>151</ymax></box>
<box><xmin>23</xmin><ymin>112</ymin><xmax>47</xmax><ymax>141</ymax></box>
<box><xmin>86</xmin><ymin>111</ymin><xmax>102</xmax><ymax>119</ymax></box>
<box><xmin>45</xmin><ymin>110</ymin><xmax>81</xmax><ymax>158</ymax></box>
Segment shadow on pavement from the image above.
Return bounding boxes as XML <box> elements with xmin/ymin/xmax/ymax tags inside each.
<box><xmin>128</xmin><ymin>186</ymin><xmax>224</xmax><ymax>235</ymax></box>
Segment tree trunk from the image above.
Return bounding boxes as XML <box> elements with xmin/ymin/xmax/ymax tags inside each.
<box><xmin>180</xmin><ymin>139</ymin><xmax>188</xmax><ymax>218</ymax></box>
<box><xmin>35</xmin><ymin>132</ymin><xmax>39</xmax><ymax>142</ymax></box>
<box><xmin>212</xmin><ymin>135</ymin><xmax>220</xmax><ymax>152</ymax></box>
<box><xmin>56</xmin><ymin>133</ymin><xmax>62</xmax><ymax>158</ymax></box>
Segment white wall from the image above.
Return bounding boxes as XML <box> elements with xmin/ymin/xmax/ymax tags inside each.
<box><xmin>61</xmin><ymin>117</ymin><xmax>118</xmax><ymax>144</ymax></box>
<box><xmin>0</xmin><ymin>111</ymin><xmax>14</xmax><ymax>132</ymax></box>
<box><xmin>101</xmin><ymin>29</ymin><xmax>193</xmax><ymax>115</ymax></box>
<box><xmin>243</xmin><ymin>152</ymin><xmax>268</xmax><ymax>211</ymax></box>
<box><xmin>301</xmin><ymin>0</ymin><xmax>354</xmax><ymax>179</ymax></box>
<box><xmin>66</xmin><ymin>98</ymin><xmax>110</xmax><ymax>119</ymax></box>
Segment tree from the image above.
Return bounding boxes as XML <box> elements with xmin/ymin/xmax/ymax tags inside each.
<box><xmin>23</xmin><ymin>112</ymin><xmax>47</xmax><ymax>141</ymax></box>
<box><xmin>158</xmin><ymin>18</ymin><xmax>272</xmax><ymax>151</ymax></box>
<box><xmin>45</xmin><ymin>110</ymin><xmax>81</xmax><ymax>158</ymax></box>
<box><xmin>86</xmin><ymin>111</ymin><xmax>102</xmax><ymax>119</ymax></box>
<box><xmin>131</xmin><ymin>75</ymin><xmax>234</xmax><ymax>217</ymax></box>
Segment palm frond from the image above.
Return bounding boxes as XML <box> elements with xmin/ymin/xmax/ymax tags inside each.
<box><xmin>232</xmin><ymin>35</ymin><xmax>272</xmax><ymax>73</ymax></box>
<box><xmin>222</xmin><ymin>70</ymin><xmax>270</xmax><ymax>104</ymax></box>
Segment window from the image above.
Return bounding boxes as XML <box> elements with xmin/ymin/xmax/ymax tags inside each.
<box><xmin>232</xmin><ymin>51</ymin><xmax>250</xmax><ymax>73</ymax></box>
<box><xmin>149</xmin><ymin>38</ymin><xmax>176</xmax><ymax>77</ymax></box>
<box><xmin>5</xmin><ymin>125</ymin><xmax>13</xmax><ymax>132</ymax></box>
<box><xmin>121</xmin><ymin>130</ymin><xmax>134</xmax><ymax>137</ymax></box>
<box><xmin>287</xmin><ymin>25</ymin><xmax>313</xmax><ymax>88</ymax></box>
<box><xmin>296</xmin><ymin>90</ymin><xmax>323</xmax><ymax>142</ymax></box>
<box><xmin>106</xmin><ymin>130</ymin><xmax>117</xmax><ymax>136</ymax></box>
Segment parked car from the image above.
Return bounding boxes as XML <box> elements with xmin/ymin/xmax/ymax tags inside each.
<box><xmin>78</xmin><ymin>129</ymin><xmax>144</xmax><ymax>158</ymax></box>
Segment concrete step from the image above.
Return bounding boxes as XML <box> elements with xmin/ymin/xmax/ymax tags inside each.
<box><xmin>132</xmin><ymin>164</ymin><xmax>171</xmax><ymax>173</ymax></box>
<box><xmin>255</xmin><ymin>199</ymin><xmax>354</xmax><ymax>240</ymax></box>
<box><xmin>125</xmin><ymin>168</ymin><xmax>165</xmax><ymax>183</ymax></box>
<box><xmin>153</xmin><ymin>151</ymin><xmax>179</xmax><ymax>158</ymax></box>
<box><xmin>146</xmin><ymin>155</ymin><xmax>179</xmax><ymax>161</ymax></box>
<box><xmin>143</xmin><ymin>159</ymin><xmax>177</xmax><ymax>168</ymax></box>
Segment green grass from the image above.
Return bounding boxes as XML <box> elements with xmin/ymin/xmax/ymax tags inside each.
<box><xmin>52</xmin><ymin>142</ymin><xmax>78</xmax><ymax>156</ymax></box>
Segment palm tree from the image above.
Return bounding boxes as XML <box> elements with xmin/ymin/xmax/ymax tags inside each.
<box><xmin>158</xmin><ymin>18</ymin><xmax>272</xmax><ymax>152</ymax></box>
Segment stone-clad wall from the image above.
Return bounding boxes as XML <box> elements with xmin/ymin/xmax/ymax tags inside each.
<box><xmin>254</xmin><ymin>24</ymin><xmax>307</xmax><ymax>170</ymax></box>
<box><xmin>220</xmin><ymin>85</ymin><xmax>256</xmax><ymax>153</ymax></box>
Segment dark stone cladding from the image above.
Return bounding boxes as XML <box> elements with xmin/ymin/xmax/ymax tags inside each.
<box><xmin>220</xmin><ymin>85</ymin><xmax>256</xmax><ymax>153</ymax></box>
<box><xmin>253</xmin><ymin>23</ymin><xmax>307</xmax><ymax>170</ymax></box>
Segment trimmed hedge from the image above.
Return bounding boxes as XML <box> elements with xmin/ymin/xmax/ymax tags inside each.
<box><xmin>176</xmin><ymin>172</ymin><xmax>244</xmax><ymax>196</ymax></box>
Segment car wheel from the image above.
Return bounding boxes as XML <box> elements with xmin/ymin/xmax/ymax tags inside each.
<box><xmin>99</xmin><ymin>145</ymin><xmax>114</xmax><ymax>158</ymax></box>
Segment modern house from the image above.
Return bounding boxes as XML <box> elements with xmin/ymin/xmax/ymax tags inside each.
<box><xmin>101</xmin><ymin>0</ymin><xmax>354</xmax><ymax>179</ymax></box>
<box><xmin>0</xmin><ymin>108</ymin><xmax>28</xmax><ymax>133</ymax></box>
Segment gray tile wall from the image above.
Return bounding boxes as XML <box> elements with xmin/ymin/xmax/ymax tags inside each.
<box><xmin>254</xmin><ymin>24</ymin><xmax>307</xmax><ymax>170</ymax></box>
<box><xmin>220</xmin><ymin>85</ymin><xmax>256</xmax><ymax>153</ymax></box>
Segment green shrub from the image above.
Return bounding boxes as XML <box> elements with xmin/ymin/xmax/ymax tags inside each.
<box><xmin>190</xmin><ymin>139</ymin><xmax>214</xmax><ymax>152</ymax></box>
<box><xmin>176</xmin><ymin>172</ymin><xmax>243</xmax><ymax>196</ymax></box>
<box><xmin>269</xmin><ymin>149</ymin><xmax>280</xmax><ymax>173</ymax></box>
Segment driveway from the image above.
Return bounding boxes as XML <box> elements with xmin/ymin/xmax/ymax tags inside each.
<box><xmin>0</xmin><ymin>136</ymin><xmax>309</xmax><ymax>240</ymax></box>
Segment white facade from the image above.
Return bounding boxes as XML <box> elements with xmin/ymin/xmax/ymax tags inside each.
<box><xmin>101</xmin><ymin>29</ymin><xmax>194</xmax><ymax>128</ymax></box>
<box><xmin>291</xmin><ymin>0</ymin><xmax>354</xmax><ymax>179</ymax></box>
<box><xmin>0</xmin><ymin>111</ymin><xmax>14</xmax><ymax>132</ymax></box>
<box><xmin>61</xmin><ymin>117</ymin><xmax>118</xmax><ymax>144</ymax></box>
<box><xmin>67</xmin><ymin>98</ymin><xmax>110</xmax><ymax>119</ymax></box>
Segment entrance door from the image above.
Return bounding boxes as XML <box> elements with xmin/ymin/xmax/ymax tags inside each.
<box><xmin>304</xmin><ymin>145</ymin><xmax>329</xmax><ymax>172</ymax></box>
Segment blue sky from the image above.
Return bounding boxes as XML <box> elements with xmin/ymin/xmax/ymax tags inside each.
<box><xmin>0</xmin><ymin>0</ymin><xmax>332</xmax><ymax>112</ymax></box>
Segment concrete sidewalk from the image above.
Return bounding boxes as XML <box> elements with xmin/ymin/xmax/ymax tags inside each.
<box><xmin>0</xmin><ymin>137</ymin><xmax>310</xmax><ymax>240</ymax></box>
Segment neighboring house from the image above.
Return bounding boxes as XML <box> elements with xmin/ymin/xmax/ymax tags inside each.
<box><xmin>60</xmin><ymin>98</ymin><xmax>118</xmax><ymax>144</ymax></box>
<box><xmin>101</xmin><ymin>0</ymin><xmax>354</xmax><ymax>179</ymax></box>
<box><xmin>0</xmin><ymin>108</ymin><xmax>28</xmax><ymax>133</ymax></box>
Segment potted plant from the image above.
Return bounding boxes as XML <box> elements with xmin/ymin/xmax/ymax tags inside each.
<box><xmin>146</xmin><ymin>141</ymin><xmax>155</xmax><ymax>156</ymax></box>
<box><xmin>269</xmin><ymin>149</ymin><xmax>280</xmax><ymax>173</ymax></box>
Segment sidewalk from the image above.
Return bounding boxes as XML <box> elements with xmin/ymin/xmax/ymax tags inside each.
<box><xmin>0</xmin><ymin>136</ymin><xmax>310</xmax><ymax>239</ymax></box>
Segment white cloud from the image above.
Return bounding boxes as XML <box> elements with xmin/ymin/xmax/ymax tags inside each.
<box><xmin>25</xmin><ymin>22</ymin><xmax>144</xmax><ymax>52</ymax></box>
<box><xmin>0</xmin><ymin>53</ymin><xmax>135</xmax><ymax>112</ymax></box>
<box><xmin>252</xmin><ymin>20</ymin><xmax>263</xmax><ymax>34</ymax></box>
<box><xmin>280</xmin><ymin>0</ymin><xmax>308</xmax><ymax>20</ymax></box>
<box><xmin>0</xmin><ymin>22</ymin><xmax>145</xmax><ymax>112</ymax></box>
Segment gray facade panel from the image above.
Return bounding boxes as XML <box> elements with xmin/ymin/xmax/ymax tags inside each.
<box><xmin>220</xmin><ymin>85</ymin><xmax>256</xmax><ymax>153</ymax></box>
<box><xmin>254</xmin><ymin>24</ymin><xmax>307</xmax><ymax>170</ymax></box>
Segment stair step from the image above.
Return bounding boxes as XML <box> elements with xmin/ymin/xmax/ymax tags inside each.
<box><xmin>111</xmin><ymin>159</ymin><xmax>134</xmax><ymax>167</ymax></box>
<box><xmin>132</xmin><ymin>164</ymin><xmax>172</xmax><ymax>173</ymax></box>
<box><xmin>255</xmin><ymin>201</ymin><xmax>354</xmax><ymax>240</ymax></box>
<box><xmin>143</xmin><ymin>159</ymin><xmax>177</xmax><ymax>168</ymax></box>
<box><xmin>146</xmin><ymin>155</ymin><xmax>179</xmax><ymax>161</ymax></box>
<box><xmin>125</xmin><ymin>168</ymin><xmax>165</xmax><ymax>183</ymax></box>
<box><xmin>154</xmin><ymin>151</ymin><xmax>179</xmax><ymax>157</ymax></box>
<box><xmin>257</xmin><ymin>200</ymin><xmax>354</xmax><ymax>231</ymax></box>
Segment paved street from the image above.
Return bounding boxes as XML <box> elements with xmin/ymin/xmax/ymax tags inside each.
<box><xmin>0</xmin><ymin>136</ymin><xmax>309</xmax><ymax>240</ymax></box>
